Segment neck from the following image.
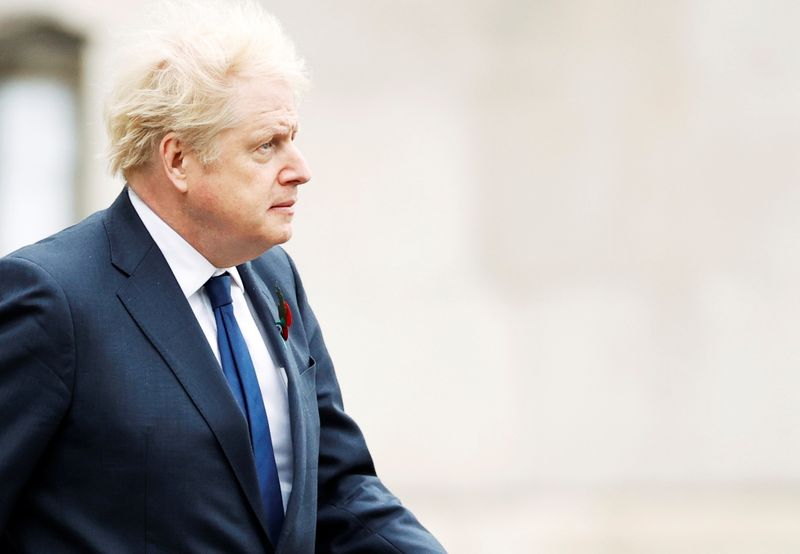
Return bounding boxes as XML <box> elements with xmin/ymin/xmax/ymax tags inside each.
<box><xmin>128</xmin><ymin>175</ymin><xmax>231</xmax><ymax>267</ymax></box>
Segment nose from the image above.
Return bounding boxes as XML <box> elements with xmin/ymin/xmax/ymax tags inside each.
<box><xmin>279</xmin><ymin>142</ymin><xmax>311</xmax><ymax>186</ymax></box>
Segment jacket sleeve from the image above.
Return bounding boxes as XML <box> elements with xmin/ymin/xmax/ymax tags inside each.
<box><xmin>0</xmin><ymin>255</ymin><xmax>74</xmax><ymax>529</ymax></box>
<box><xmin>285</xmin><ymin>255</ymin><xmax>446</xmax><ymax>553</ymax></box>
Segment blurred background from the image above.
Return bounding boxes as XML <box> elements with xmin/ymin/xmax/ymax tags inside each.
<box><xmin>2</xmin><ymin>0</ymin><xmax>800</xmax><ymax>551</ymax></box>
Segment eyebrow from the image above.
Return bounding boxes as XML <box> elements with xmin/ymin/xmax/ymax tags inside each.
<box><xmin>255</xmin><ymin>117</ymin><xmax>297</xmax><ymax>138</ymax></box>
<box><xmin>270</xmin><ymin>119</ymin><xmax>297</xmax><ymax>135</ymax></box>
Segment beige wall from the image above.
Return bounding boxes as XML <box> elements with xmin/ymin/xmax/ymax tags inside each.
<box><xmin>2</xmin><ymin>0</ymin><xmax>799</xmax><ymax>551</ymax></box>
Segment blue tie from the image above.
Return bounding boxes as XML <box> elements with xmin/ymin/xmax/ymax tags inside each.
<box><xmin>204</xmin><ymin>274</ymin><xmax>284</xmax><ymax>543</ymax></box>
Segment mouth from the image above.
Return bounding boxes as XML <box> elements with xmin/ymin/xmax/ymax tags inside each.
<box><xmin>269</xmin><ymin>199</ymin><xmax>296</xmax><ymax>215</ymax></box>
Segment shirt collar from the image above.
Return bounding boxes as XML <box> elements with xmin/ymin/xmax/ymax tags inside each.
<box><xmin>127</xmin><ymin>187</ymin><xmax>244</xmax><ymax>298</ymax></box>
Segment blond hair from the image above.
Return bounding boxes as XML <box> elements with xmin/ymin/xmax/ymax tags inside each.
<box><xmin>104</xmin><ymin>0</ymin><xmax>308</xmax><ymax>177</ymax></box>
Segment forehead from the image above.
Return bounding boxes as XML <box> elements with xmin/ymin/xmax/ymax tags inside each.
<box><xmin>229</xmin><ymin>78</ymin><xmax>298</xmax><ymax>136</ymax></box>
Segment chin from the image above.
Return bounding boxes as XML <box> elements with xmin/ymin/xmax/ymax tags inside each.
<box><xmin>266</xmin><ymin>228</ymin><xmax>292</xmax><ymax>247</ymax></box>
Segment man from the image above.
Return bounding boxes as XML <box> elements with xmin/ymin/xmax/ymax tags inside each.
<box><xmin>0</xmin><ymin>1</ymin><xmax>445</xmax><ymax>552</ymax></box>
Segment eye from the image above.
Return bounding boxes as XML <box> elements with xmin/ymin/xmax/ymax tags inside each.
<box><xmin>259</xmin><ymin>140</ymin><xmax>275</xmax><ymax>151</ymax></box>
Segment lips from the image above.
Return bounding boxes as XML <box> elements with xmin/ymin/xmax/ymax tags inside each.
<box><xmin>269</xmin><ymin>199</ymin><xmax>296</xmax><ymax>216</ymax></box>
<box><xmin>271</xmin><ymin>199</ymin><xmax>295</xmax><ymax>209</ymax></box>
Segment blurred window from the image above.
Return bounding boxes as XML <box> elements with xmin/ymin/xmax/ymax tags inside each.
<box><xmin>0</xmin><ymin>21</ymin><xmax>82</xmax><ymax>255</ymax></box>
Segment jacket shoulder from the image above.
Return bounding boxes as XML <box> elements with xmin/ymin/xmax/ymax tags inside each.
<box><xmin>252</xmin><ymin>245</ymin><xmax>292</xmax><ymax>273</ymax></box>
<box><xmin>248</xmin><ymin>245</ymin><xmax>299</xmax><ymax>288</ymax></box>
<box><xmin>3</xmin><ymin>210</ymin><xmax>108</xmax><ymax>278</ymax></box>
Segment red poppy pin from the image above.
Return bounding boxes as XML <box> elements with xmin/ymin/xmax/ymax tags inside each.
<box><xmin>275</xmin><ymin>286</ymin><xmax>292</xmax><ymax>341</ymax></box>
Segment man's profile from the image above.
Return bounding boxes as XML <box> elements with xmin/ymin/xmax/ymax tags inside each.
<box><xmin>0</xmin><ymin>1</ymin><xmax>445</xmax><ymax>552</ymax></box>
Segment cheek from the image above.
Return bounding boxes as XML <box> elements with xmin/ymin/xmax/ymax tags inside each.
<box><xmin>197</xmin><ymin>184</ymin><xmax>242</xmax><ymax>227</ymax></box>
<box><xmin>193</xmin><ymin>187</ymin><xmax>218</xmax><ymax>207</ymax></box>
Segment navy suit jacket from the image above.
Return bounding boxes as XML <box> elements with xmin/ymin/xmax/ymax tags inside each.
<box><xmin>0</xmin><ymin>190</ymin><xmax>444</xmax><ymax>553</ymax></box>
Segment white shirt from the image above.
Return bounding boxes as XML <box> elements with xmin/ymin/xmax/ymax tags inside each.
<box><xmin>128</xmin><ymin>188</ymin><xmax>293</xmax><ymax>511</ymax></box>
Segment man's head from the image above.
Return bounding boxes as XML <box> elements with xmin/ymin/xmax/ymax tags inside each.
<box><xmin>105</xmin><ymin>0</ymin><xmax>311</xmax><ymax>266</ymax></box>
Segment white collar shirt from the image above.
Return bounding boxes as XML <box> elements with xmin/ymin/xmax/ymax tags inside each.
<box><xmin>128</xmin><ymin>187</ymin><xmax>293</xmax><ymax>511</ymax></box>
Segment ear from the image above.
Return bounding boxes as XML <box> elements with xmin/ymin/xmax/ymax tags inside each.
<box><xmin>158</xmin><ymin>132</ymin><xmax>190</xmax><ymax>193</ymax></box>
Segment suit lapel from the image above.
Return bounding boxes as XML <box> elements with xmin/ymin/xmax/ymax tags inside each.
<box><xmin>236</xmin><ymin>263</ymin><xmax>292</xmax><ymax>373</ymax></box>
<box><xmin>104</xmin><ymin>190</ymin><xmax>274</xmax><ymax>548</ymax></box>
<box><xmin>237</xmin><ymin>262</ymin><xmax>314</xmax><ymax>548</ymax></box>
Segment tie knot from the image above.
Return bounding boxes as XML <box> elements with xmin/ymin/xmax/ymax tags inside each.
<box><xmin>205</xmin><ymin>273</ymin><xmax>233</xmax><ymax>309</ymax></box>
